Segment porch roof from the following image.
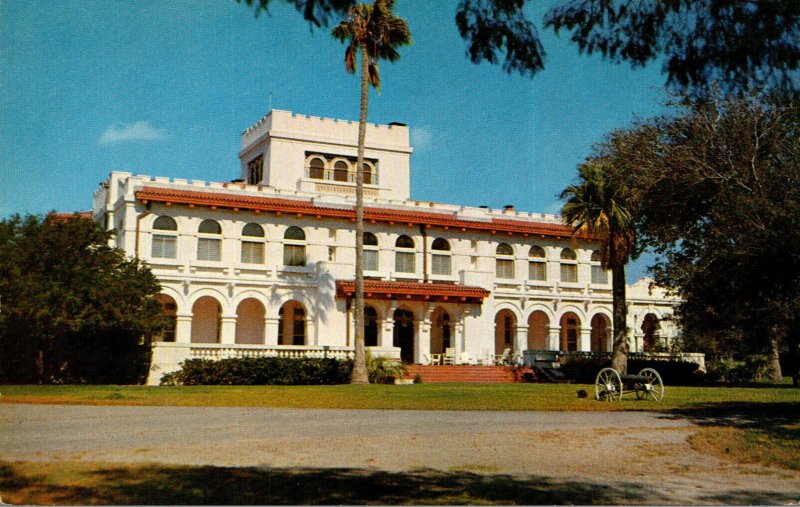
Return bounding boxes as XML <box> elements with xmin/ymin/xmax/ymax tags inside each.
<box><xmin>335</xmin><ymin>280</ymin><xmax>490</xmax><ymax>304</ymax></box>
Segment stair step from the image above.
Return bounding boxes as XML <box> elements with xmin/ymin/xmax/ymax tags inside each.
<box><xmin>404</xmin><ymin>365</ymin><xmax>538</xmax><ymax>384</ymax></box>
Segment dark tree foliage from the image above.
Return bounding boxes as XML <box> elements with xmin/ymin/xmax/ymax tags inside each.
<box><xmin>239</xmin><ymin>0</ymin><xmax>800</xmax><ymax>93</ymax></box>
<box><xmin>601</xmin><ymin>94</ymin><xmax>800</xmax><ymax>380</ymax></box>
<box><xmin>0</xmin><ymin>214</ymin><xmax>164</xmax><ymax>384</ymax></box>
<box><xmin>455</xmin><ymin>0</ymin><xmax>544</xmax><ymax>77</ymax></box>
<box><xmin>545</xmin><ymin>0</ymin><xmax>800</xmax><ymax>96</ymax></box>
<box><xmin>238</xmin><ymin>0</ymin><xmax>543</xmax><ymax>77</ymax></box>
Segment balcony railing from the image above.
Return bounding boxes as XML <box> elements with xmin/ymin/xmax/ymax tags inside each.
<box><xmin>304</xmin><ymin>167</ymin><xmax>379</xmax><ymax>186</ymax></box>
<box><xmin>189</xmin><ymin>344</ymin><xmax>355</xmax><ymax>361</ymax></box>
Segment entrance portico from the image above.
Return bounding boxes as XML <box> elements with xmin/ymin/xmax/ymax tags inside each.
<box><xmin>336</xmin><ymin>280</ymin><xmax>490</xmax><ymax>364</ymax></box>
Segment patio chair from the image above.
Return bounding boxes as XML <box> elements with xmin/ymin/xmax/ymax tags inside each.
<box><xmin>495</xmin><ymin>347</ymin><xmax>512</xmax><ymax>365</ymax></box>
<box><xmin>479</xmin><ymin>348</ymin><xmax>494</xmax><ymax>366</ymax></box>
<box><xmin>460</xmin><ymin>351</ymin><xmax>477</xmax><ymax>365</ymax></box>
<box><xmin>442</xmin><ymin>347</ymin><xmax>456</xmax><ymax>365</ymax></box>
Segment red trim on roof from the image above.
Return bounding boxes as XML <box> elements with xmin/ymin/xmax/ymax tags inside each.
<box><xmin>336</xmin><ymin>280</ymin><xmax>490</xmax><ymax>303</ymax></box>
<box><xmin>135</xmin><ymin>186</ymin><xmax>587</xmax><ymax>239</ymax></box>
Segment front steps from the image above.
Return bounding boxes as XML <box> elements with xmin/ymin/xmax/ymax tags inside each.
<box><xmin>404</xmin><ymin>364</ymin><xmax>536</xmax><ymax>383</ymax></box>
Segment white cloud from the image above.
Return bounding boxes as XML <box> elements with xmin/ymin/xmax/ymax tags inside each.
<box><xmin>99</xmin><ymin>121</ymin><xmax>166</xmax><ymax>144</ymax></box>
<box><xmin>410</xmin><ymin>125</ymin><xmax>433</xmax><ymax>150</ymax></box>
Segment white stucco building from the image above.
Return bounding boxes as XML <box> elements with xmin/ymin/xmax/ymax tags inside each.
<box><xmin>92</xmin><ymin>110</ymin><xmax>679</xmax><ymax>384</ymax></box>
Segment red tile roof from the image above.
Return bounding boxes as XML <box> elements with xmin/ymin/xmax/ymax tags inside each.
<box><xmin>135</xmin><ymin>186</ymin><xmax>589</xmax><ymax>239</ymax></box>
<box><xmin>336</xmin><ymin>280</ymin><xmax>490</xmax><ymax>303</ymax></box>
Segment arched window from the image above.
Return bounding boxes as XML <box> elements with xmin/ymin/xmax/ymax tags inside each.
<box><xmin>431</xmin><ymin>238</ymin><xmax>451</xmax><ymax>275</ymax></box>
<box><xmin>528</xmin><ymin>245</ymin><xmax>546</xmax><ymax>281</ymax></box>
<box><xmin>395</xmin><ymin>235</ymin><xmax>415</xmax><ymax>273</ymax></box>
<box><xmin>151</xmin><ymin>216</ymin><xmax>178</xmax><ymax>259</ymax></box>
<box><xmin>590</xmin><ymin>250</ymin><xmax>608</xmax><ymax>284</ymax></box>
<box><xmin>283</xmin><ymin>226</ymin><xmax>306</xmax><ymax>266</ymax></box>
<box><xmin>334</xmin><ymin>160</ymin><xmax>349</xmax><ymax>182</ymax></box>
<box><xmin>496</xmin><ymin>243</ymin><xmax>515</xmax><ymax>279</ymax></box>
<box><xmin>363</xmin><ymin>162</ymin><xmax>375</xmax><ymax>185</ymax></box>
<box><xmin>309</xmin><ymin>157</ymin><xmax>325</xmax><ymax>179</ymax></box>
<box><xmin>560</xmin><ymin>248</ymin><xmax>578</xmax><ymax>283</ymax></box>
<box><xmin>197</xmin><ymin>219</ymin><xmax>222</xmax><ymax>261</ymax></box>
<box><xmin>241</xmin><ymin>223</ymin><xmax>265</xmax><ymax>264</ymax></box>
<box><xmin>363</xmin><ymin>232</ymin><xmax>379</xmax><ymax>271</ymax></box>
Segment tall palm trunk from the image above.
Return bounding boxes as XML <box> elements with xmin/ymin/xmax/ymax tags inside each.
<box><xmin>609</xmin><ymin>240</ymin><xmax>628</xmax><ymax>374</ymax></box>
<box><xmin>350</xmin><ymin>42</ymin><xmax>370</xmax><ymax>384</ymax></box>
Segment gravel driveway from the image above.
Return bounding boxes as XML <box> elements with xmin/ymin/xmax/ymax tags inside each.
<box><xmin>2</xmin><ymin>404</ymin><xmax>798</xmax><ymax>504</ymax></box>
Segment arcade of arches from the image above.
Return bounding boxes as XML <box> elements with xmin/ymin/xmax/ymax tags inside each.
<box><xmin>156</xmin><ymin>293</ymin><xmax>627</xmax><ymax>360</ymax></box>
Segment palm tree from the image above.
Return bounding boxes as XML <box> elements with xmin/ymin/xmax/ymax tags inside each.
<box><xmin>332</xmin><ymin>0</ymin><xmax>410</xmax><ymax>384</ymax></box>
<box><xmin>560</xmin><ymin>161</ymin><xmax>637</xmax><ymax>373</ymax></box>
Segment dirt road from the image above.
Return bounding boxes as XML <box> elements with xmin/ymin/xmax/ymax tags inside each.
<box><xmin>2</xmin><ymin>404</ymin><xmax>798</xmax><ymax>504</ymax></box>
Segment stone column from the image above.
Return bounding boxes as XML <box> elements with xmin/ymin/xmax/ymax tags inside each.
<box><xmin>418</xmin><ymin>317</ymin><xmax>431</xmax><ymax>364</ymax></box>
<box><xmin>515</xmin><ymin>325</ymin><xmax>529</xmax><ymax>359</ymax></box>
<box><xmin>453</xmin><ymin>315</ymin><xmax>465</xmax><ymax>363</ymax></box>
<box><xmin>548</xmin><ymin>326</ymin><xmax>561</xmax><ymax>351</ymax></box>
<box><xmin>579</xmin><ymin>327</ymin><xmax>592</xmax><ymax>352</ymax></box>
<box><xmin>220</xmin><ymin>315</ymin><xmax>237</xmax><ymax>345</ymax></box>
<box><xmin>175</xmin><ymin>314</ymin><xmax>193</xmax><ymax>344</ymax></box>
<box><xmin>264</xmin><ymin>317</ymin><xmax>280</xmax><ymax>346</ymax></box>
<box><xmin>379</xmin><ymin>318</ymin><xmax>394</xmax><ymax>348</ymax></box>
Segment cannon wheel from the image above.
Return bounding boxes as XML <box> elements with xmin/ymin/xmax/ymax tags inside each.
<box><xmin>634</xmin><ymin>368</ymin><xmax>664</xmax><ymax>401</ymax></box>
<box><xmin>595</xmin><ymin>367</ymin><xmax>623</xmax><ymax>401</ymax></box>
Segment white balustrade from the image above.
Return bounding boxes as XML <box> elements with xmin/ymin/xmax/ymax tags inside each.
<box><xmin>188</xmin><ymin>344</ymin><xmax>355</xmax><ymax>361</ymax></box>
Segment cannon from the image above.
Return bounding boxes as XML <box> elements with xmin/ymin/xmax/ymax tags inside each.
<box><xmin>594</xmin><ymin>367</ymin><xmax>664</xmax><ymax>401</ymax></box>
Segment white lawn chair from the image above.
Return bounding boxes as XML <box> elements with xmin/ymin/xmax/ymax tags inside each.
<box><xmin>442</xmin><ymin>347</ymin><xmax>456</xmax><ymax>365</ymax></box>
<box><xmin>479</xmin><ymin>348</ymin><xmax>494</xmax><ymax>366</ymax></box>
<box><xmin>495</xmin><ymin>347</ymin><xmax>512</xmax><ymax>365</ymax></box>
<box><xmin>460</xmin><ymin>351</ymin><xmax>477</xmax><ymax>365</ymax></box>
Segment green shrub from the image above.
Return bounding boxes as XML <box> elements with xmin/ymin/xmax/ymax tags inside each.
<box><xmin>160</xmin><ymin>357</ymin><xmax>353</xmax><ymax>386</ymax></box>
<box><xmin>705</xmin><ymin>355</ymin><xmax>771</xmax><ymax>384</ymax></box>
<box><xmin>366</xmin><ymin>352</ymin><xmax>406</xmax><ymax>384</ymax></box>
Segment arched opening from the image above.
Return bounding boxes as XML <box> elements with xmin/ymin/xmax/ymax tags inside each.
<box><xmin>560</xmin><ymin>248</ymin><xmax>578</xmax><ymax>283</ymax></box>
<box><xmin>278</xmin><ymin>301</ymin><xmax>307</xmax><ymax>345</ymax></box>
<box><xmin>364</xmin><ymin>306</ymin><xmax>379</xmax><ymax>347</ymax></box>
<box><xmin>528</xmin><ymin>245</ymin><xmax>546</xmax><ymax>281</ymax></box>
<box><xmin>363</xmin><ymin>162</ymin><xmax>374</xmax><ymax>185</ymax></box>
<box><xmin>393</xmin><ymin>308</ymin><xmax>415</xmax><ymax>363</ymax></box>
<box><xmin>527</xmin><ymin>311</ymin><xmax>549</xmax><ymax>350</ymax></box>
<box><xmin>334</xmin><ymin>160</ymin><xmax>349</xmax><ymax>182</ymax></box>
<box><xmin>590</xmin><ymin>314</ymin><xmax>611</xmax><ymax>352</ymax></box>
<box><xmin>363</xmin><ymin>232</ymin><xmax>379</xmax><ymax>271</ymax></box>
<box><xmin>197</xmin><ymin>219</ymin><xmax>222</xmax><ymax>262</ymax></box>
<box><xmin>395</xmin><ymin>235</ymin><xmax>415</xmax><ymax>273</ymax></box>
<box><xmin>430</xmin><ymin>307</ymin><xmax>451</xmax><ymax>355</ymax></box>
<box><xmin>496</xmin><ymin>243</ymin><xmax>515</xmax><ymax>279</ymax></box>
<box><xmin>235</xmin><ymin>298</ymin><xmax>265</xmax><ymax>344</ymax></box>
<box><xmin>309</xmin><ymin>157</ymin><xmax>325</xmax><ymax>179</ymax></box>
<box><xmin>559</xmin><ymin>312</ymin><xmax>580</xmax><ymax>351</ymax></box>
<box><xmin>642</xmin><ymin>313</ymin><xmax>660</xmax><ymax>351</ymax></box>
<box><xmin>494</xmin><ymin>309</ymin><xmax>516</xmax><ymax>355</ymax></box>
<box><xmin>283</xmin><ymin>226</ymin><xmax>306</xmax><ymax>267</ymax></box>
<box><xmin>155</xmin><ymin>294</ymin><xmax>177</xmax><ymax>342</ymax></box>
<box><xmin>191</xmin><ymin>296</ymin><xmax>221</xmax><ymax>343</ymax></box>
<box><xmin>431</xmin><ymin>238</ymin><xmax>451</xmax><ymax>276</ymax></box>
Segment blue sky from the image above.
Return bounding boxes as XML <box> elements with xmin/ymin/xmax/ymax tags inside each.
<box><xmin>1</xmin><ymin>0</ymin><xmax>669</xmax><ymax>280</ymax></box>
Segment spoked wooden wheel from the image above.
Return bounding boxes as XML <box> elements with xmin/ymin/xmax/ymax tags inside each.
<box><xmin>635</xmin><ymin>368</ymin><xmax>664</xmax><ymax>401</ymax></box>
<box><xmin>595</xmin><ymin>367</ymin><xmax>622</xmax><ymax>401</ymax></box>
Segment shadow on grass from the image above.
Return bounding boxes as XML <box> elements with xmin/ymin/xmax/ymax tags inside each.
<box><xmin>666</xmin><ymin>401</ymin><xmax>800</xmax><ymax>438</ymax></box>
<box><xmin>0</xmin><ymin>462</ymin><xmax>678</xmax><ymax>505</ymax></box>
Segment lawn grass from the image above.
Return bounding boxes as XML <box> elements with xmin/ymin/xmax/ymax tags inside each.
<box><xmin>1</xmin><ymin>382</ymin><xmax>798</xmax><ymax>411</ymax></box>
